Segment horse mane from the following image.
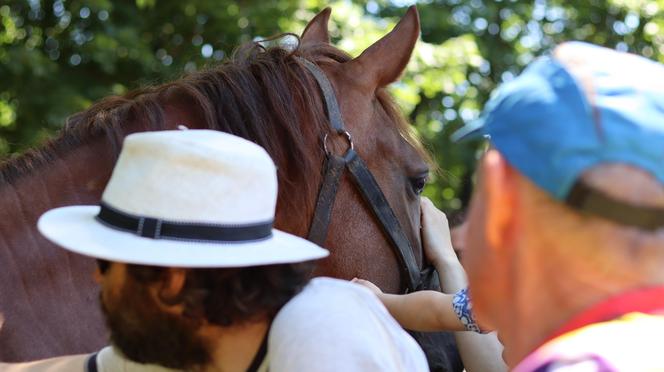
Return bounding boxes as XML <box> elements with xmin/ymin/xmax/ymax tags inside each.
<box><xmin>0</xmin><ymin>35</ymin><xmax>427</xmax><ymax>216</ymax></box>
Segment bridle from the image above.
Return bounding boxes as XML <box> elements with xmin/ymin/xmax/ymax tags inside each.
<box><xmin>298</xmin><ymin>57</ymin><xmax>433</xmax><ymax>293</ymax></box>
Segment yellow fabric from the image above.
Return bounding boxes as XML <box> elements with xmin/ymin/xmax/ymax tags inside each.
<box><xmin>514</xmin><ymin>313</ymin><xmax>664</xmax><ymax>371</ymax></box>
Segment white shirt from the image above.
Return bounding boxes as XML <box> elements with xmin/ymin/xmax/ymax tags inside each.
<box><xmin>96</xmin><ymin>347</ymin><xmax>175</xmax><ymax>372</ymax></box>
<box><xmin>263</xmin><ymin>277</ymin><xmax>428</xmax><ymax>372</ymax></box>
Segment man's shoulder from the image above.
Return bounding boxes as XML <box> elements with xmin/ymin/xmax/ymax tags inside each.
<box><xmin>270</xmin><ymin>276</ymin><xmax>407</xmax><ymax>341</ymax></box>
<box><xmin>301</xmin><ymin>276</ymin><xmax>371</xmax><ymax>294</ymax></box>
<box><xmin>275</xmin><ymin>277</ymin><xmax>384</xmax><ymax>320</ymax></box>
<box><xmin>96</xmin><ymin>346</ymin><xmax>179</xmax><ymax>372</ymax></box>
<box><xmin>267</xmin><ymin>277</ymin><xmax>428</xmax><ymax>371</ymax></box>
<box><xmin>295</xmin><ymin>276</ymin><xmax>375</xmax><ymax>299</ymax></box>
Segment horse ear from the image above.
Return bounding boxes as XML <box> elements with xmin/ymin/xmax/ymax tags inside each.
<box><xmin>301</xmin><ymin>8</ymin><xmax>332</xmax><ymax>45</ymax></box>
<box><xmin>347</xmin><ymin>6</ymin><xmax>420</xmax><ymax>89</ymax></box>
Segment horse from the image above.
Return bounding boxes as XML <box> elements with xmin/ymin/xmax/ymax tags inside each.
<box><xmin>0</xmin><ymin>7</ymin><xmax>462</xmax><ymax>371</ymax></box>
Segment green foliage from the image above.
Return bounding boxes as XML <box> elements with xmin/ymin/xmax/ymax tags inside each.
<box><xmin>1</xmin><ymin>0</ymin><xmax>662</xmax><ymax>214</ymax></box>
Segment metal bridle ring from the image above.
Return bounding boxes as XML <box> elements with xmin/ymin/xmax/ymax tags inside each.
<box><xmin>323</xmin><ymin>131</ymin><xmax>354</xmax><ymax>156</ymax></box>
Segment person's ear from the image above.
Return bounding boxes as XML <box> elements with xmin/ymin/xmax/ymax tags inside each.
<box><xmin>93</xmin><ymin>266</ymin><xmax>103</xmax><ymax>284</ymax></box>
<box><xmin>481</xmin><ymin>149</ymin><xmax>518</xmax><ymax>252</ymax></box>
<box><xmin>157</xmin><ymin>268</ymin><xmax>188</xmax><ymax>307</ymax></box>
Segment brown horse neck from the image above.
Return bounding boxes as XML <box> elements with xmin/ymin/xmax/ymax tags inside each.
<box><xmin>0</xmin><ymin>137</ymin><xmax>117</xmax><ymax>361</ymax></box>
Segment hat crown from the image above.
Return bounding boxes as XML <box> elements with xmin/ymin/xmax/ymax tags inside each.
<box><xmin>102</xmin><ymin>130</ymin><xmax>277</xmax><ymax>224</ymax></box>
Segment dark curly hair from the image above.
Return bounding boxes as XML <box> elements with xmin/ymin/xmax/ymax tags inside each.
<box><xmin>98</xmin><ymin>259</ymin><xmax>314</xmax><ymax>369</ymax></box>
<box><xmin>126</xmin><ymin>261</ymin><xmax>314</xmax><ymax>326</ymax></box>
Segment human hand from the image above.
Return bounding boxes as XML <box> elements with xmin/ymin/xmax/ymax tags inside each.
<box><xmin>421</xmin><ymin>197</ymin><xmax>459</xmax><ymax>268</ymax></box>
<box><xmin>351</xmin><ymin>278</ymin><xmax>383</xmax><ymax>296</ymax></box>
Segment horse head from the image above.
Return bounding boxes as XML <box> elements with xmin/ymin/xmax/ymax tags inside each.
<box><xmin>295</xmin><ymin>6</ymin><xmax>430</xmax><ymax>293</ymax></box>
<box><xmin>101</xmin><ymin>6</ymin><xmax>430</xmax><ymax>293</ymax></box>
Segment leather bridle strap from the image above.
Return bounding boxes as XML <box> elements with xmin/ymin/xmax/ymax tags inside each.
<box><xmin>298</xmin><ymin>58</ymin><xmax>346</xmax><ymax>134</ymax></box>
<box><xmin>307</xmin><ymin>154</ymin><xmax>346</xmax><ymax>245</ymax></box>
<box><xmin>345</xmin><ymin>149</ymin><xmax>421</xmax><ymax>290</ymax></box>
<box><xmin>298</xmin><ymin>56</ymin><xmax>422</xmax><ymax>292</ymax></box>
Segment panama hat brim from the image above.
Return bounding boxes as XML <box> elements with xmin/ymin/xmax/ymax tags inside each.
<box><xmin>38</xmin><ymin>206</ymin><xmax>329</xmax><ymax>268</ymax></box>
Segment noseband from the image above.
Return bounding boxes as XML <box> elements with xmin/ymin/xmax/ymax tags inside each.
<box><xmin>298</xmin><ymin>57</ymin><xmax>428</xmax><ymax>292</ymax></box>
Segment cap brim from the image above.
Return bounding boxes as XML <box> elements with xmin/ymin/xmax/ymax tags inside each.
<box><xmin>451</xmin><ymin>118</ymin><xmax>487</xmax><ymax>142</ymax></box>
<box><xmin>38</xmin><ymin>206</ymin><xmax>329</xmax><ymax>268</ymax></box>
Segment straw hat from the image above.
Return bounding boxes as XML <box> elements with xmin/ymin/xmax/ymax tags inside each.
<box><xmin>38</xmin><ymin>130</ymin><xmax>328</xmax><ymax>267</ymax></box>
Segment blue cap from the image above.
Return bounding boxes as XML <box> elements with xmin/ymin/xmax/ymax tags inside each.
<box><xmin>453</xmin><ymin>42</ymin><xmax>664</xmax><ymax>203</ymax></box>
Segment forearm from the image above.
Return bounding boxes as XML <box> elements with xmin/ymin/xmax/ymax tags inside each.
<box><xmin>434</xmin><ymin>261</ymin><xmax>507</xmax><ymax>372</ymax></box>
<box><xmin>377</xmin><ymin>291</ymin><xmax>464</xmax><ymax>332</ymax></box>
<box><xmin>434</xmin><ymin>258</ymin><xmax>467</xmax><ymax>293</ymax></box>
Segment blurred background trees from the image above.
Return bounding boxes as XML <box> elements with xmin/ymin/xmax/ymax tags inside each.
<box><xmin>0</xmin><ymin>0</ymin><xmax>661</xmax><ymax>214</ymax></box>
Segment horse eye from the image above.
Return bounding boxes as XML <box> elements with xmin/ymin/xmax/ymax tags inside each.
<box><xmin>410</xmin><ymin>176</ymin><xmax>428</xmax><ymax>195</ymax></box>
